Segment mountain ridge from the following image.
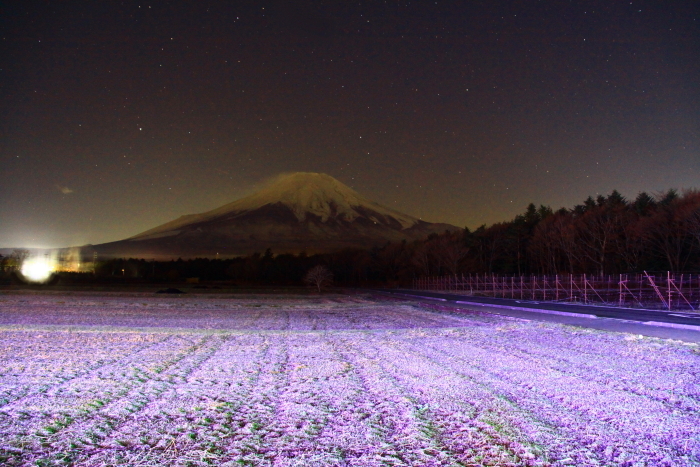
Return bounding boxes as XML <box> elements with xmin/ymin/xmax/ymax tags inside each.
<box><xmin>89</xmin><ymin>172</ymin><xmax>460</xmax><ymax>259</ymax></box>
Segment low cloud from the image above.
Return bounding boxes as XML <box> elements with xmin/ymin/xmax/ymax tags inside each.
<box><xmin>56</xmin><ymin>185</ymin><xmax>75</xmax><ymax>194</ymax></box>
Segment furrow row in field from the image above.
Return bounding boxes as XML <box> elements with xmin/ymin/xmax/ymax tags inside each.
<box><xmin>75</xmin><ymin>333</ymin><xmax>288</xmax><ymax>466</ymax></box>
<box><xmin>218</xmin><ymin>308</ymin><xmax>289</xmax><ymax>331</ymax></box>
<box><xmin>336</xmin><ymin>336</ymin><xmax>488</xmax><ymax>466</ymax></box>
<box><xmin>0</xmin><ymin>332</ymin><xmax>168</xmax><ymax>414</ymax></box>
<box><xmin>243</xmin><ymin>333</ymin><xmax>364</xmax><ymax>465</ymax></box>
<box><xmin>380</xmin><ymin>332</ymin><xmax>613</xmax><ymax>466</ymax></box>
<box><xmin>338</xmin><ymin>332</ymin><xmax>539</xmax><ymax>467</ymax></box>
<box><xmin>222</xmin><ymin>331</ymin><xmax>461</xmax><ymax>466</ymax></box>
<box><xmin>0</xmin><ymin>294</ymin><xmax>698</xmax><ymax>466</ymax></box>
<box><xmin>41</xmin><ymin>331</ymin><xmax>505</xmax><ymax>466</ymax></box>
<box><xmin>476</xmin><ymin>322</ymin><xmax>700</xmax><ymax>384</ymax></box>
<box><xmin>0</xmin><ymin>334</ymin><xmax>224</xmax><ymax>465</ymax></box>
<box><xmin>424</xmin><ymin>323</ymin><xmax>700</xmax><ymax>413</ymax></box>
<box><xmin>396</xmin><ymin>329</ymin><xmax>699</xmax><ymax>466</ymax></box>
<box><xmin>0</xmin><ymin>299</ymin><xmax>481</xmax><ymax>331</ymax></box>
<box><xmin>422</xmin><ymin>327</ymin><xmax>700</xmax><ymax>439</ymax></box>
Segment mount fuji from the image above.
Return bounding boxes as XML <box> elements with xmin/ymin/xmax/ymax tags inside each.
<box><xmin>89</xmin><ymin>173</ymin><xmax>460</xmax><ymax>259</ymax></box>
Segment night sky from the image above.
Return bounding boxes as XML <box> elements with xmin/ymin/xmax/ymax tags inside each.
<box><xmin>2</xmin><ymin>1</ymin><xmax>699</xmax><ymax>249</ymax></box>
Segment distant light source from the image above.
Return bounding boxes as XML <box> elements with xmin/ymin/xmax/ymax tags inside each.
<box><xmin>21</xmin><ymin>256</ymin><xmax>55</xmax><ymax>283</ymax></box>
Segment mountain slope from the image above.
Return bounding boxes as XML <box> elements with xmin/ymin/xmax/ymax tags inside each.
<box><xmin>91</xmin><ymin>173</ymin><xmax>460</xmax><ymax>258</ymax></box>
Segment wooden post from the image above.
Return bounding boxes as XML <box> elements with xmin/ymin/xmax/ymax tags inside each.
<box><xmin>691</xmin><ymin>274</ymin><xmax>694</xmax><ymax>303</ymax></box>
<box><xmin>543</xmin><ymin>276</ymin><xmax>547</xmax><ymax>301</ymax></box>
<box><xmin>619</xmin><ymin>274</ymin><xmax>623</xmax><ymax>307</ymax></box>
<box><xmin>571</xmin><ymin>274</ymin><xmax>574</xmax><ymax>302</ymax></box>
<box><xmin>520</xmin><ymin>275</ymin><xmax>524</xmax><ymax>300</ymax></box>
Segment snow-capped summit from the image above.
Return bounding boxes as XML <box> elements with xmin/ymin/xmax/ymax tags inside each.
<box><xmin>131</xmin><ymin>172</ymin><xmax>420</xmax><ymax>241</ymax></box>
<box><xmin>94</xmin><ymin>173</ymin><xmax>459</xmax><ymax>258</ymax></box>
<box><xmin>205</xmin><ymin>172</ymin><xmax>419</xmax><ymax>227</ymax></box>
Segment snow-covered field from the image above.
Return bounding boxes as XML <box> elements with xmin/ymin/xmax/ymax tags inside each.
<box><xmin>0</xmin><ymin>293</ymin><xmax>698</xmax><ymax>466</ymax></box>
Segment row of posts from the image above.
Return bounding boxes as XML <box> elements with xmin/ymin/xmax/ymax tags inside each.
<box><xmin>412</xmin><ymin>272</ymin><xmax>698</xmax><ymax>311</ymax></box>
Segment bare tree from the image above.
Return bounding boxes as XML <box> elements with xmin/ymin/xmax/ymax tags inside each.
<box><xmin>432</xmin><ymin>233</ymin><xmax>468</xmax><ymax>275</ymax></box>
<box><xmin>304</xmin><ymin>265</ymin><xmax>333</xmax><ymax>292</ymax></box>
<box><xmin>374</xmin><ymin>241</ymin><xmax>409</xmax><ymax>282</ymax></box>
<box><xmin>574</xmin><ymin>206</ymin><xmax>626</xmax><ymax>276</ymax></box>
<box><xmin>477</xmin><ymin>223</ymin><xmax>509</xmax><ymax>273</ymax></box>
<box><xmin>529</xmin><ymin>215</ymin><xmax>561</xmax><ymax>274</ymax></box>
<box><xmin>679</xmin><ymin>190</ymin><xmax>700</xmax><ymax>252</ymax></box>
<box><xmin>639</xmin><ymin>194</ymin><xmax>697</xmax><ymax>272</ymax></box>
<box><xmin>616</xmin><ymin>215</ymin><xmax>647</xmax><ymax>272</ymax></box>
<box><xmin>410</xmin><ymin>242</ymin><xmax>432</xmax><ymax>276</ymax></box>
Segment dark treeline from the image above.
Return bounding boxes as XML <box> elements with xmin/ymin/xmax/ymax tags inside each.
<box><xmin>91</xmin><ymin>247</ymin><xmax>397</xmax><ymax>286</ymax></box>
<box><xmin>92</xmin><ymin>249</ymin><xmax>315</xmax><ymax>285</ymax></box>
<box><xmin>446</xmin><ymin>188</ymin><xmax>700</xmax><ymax>277</ymax></box>
<box><xmin>88</xmin><ymin>189</ymin><xmax>700</xmax><ymax>286</ymax></box>
<box><xmin>369</xmin><ymin>188</ymin><xmax>700</xmax><ymax>280</ymax></box>
<box><xmin>460</xmin><ymin>188</ymin><xmax>700</xmax><ymax>276</ymax></box>
<box><xmin>528</xmin><ymin>189</ymin><xmax>700</xmax><ymax>275</ymax></box>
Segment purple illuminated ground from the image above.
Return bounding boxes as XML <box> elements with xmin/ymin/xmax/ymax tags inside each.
<box><xmin>0</xmin><ymin>292</ymin><xmax>698</xmax><ymax>466</ymax></box>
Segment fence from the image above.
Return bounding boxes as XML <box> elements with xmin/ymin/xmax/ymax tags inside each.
<box><xmin>412</xmin><ymin>272</ymin><xmax>700</xmax><ymax>311</ymax></box>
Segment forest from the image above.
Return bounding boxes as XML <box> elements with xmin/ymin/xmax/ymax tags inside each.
<box><xmin>364</xmin><ymin>188</ymin><xmax>700</xmax><ymax>283</ymax></box>
<box><xmin>3</xmin><ymin>189</ymin><xmax>699</xmax><ymax>287</ymax></box>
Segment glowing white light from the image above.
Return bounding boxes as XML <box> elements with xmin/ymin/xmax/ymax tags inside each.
<box><xmin>21</xmin><ymin>257</ymin><xmax>55</xmax><ymax>283</ymax></box>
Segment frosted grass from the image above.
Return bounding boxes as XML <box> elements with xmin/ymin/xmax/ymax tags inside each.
<box><xmin>0</xmin><ymin>293</ymin><xmax>698</xmax><ymax>466</ymax></box>
<box><xmin>0</xmin><ymin>294</ymin><xmax>469</xmax><ymax>331</ymax></box>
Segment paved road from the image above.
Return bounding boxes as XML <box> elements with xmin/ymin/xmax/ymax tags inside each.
<box><xmin>372</xmin><ymin>288</ymin><xmax>700</xmax><ymax>343</ymax></box>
